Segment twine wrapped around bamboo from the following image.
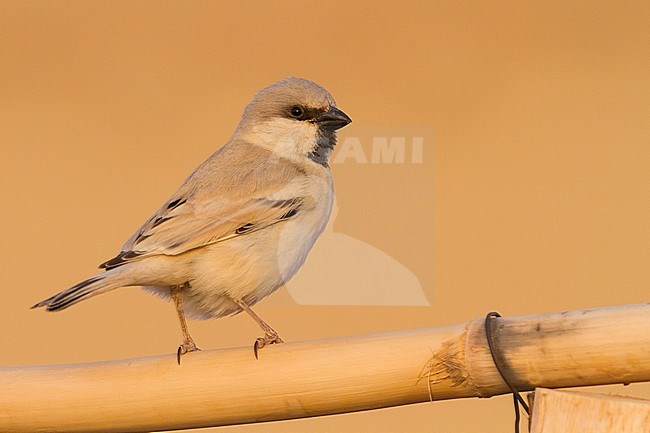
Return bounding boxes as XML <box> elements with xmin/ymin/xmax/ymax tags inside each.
<box><xmin>1</xmin><ymin>303</ymin><xmax>648</xmax><ymax>433</ymax></box>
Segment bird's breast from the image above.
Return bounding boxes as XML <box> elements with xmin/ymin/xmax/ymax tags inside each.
<box><xmin>188</xmin><ymin>173</ymin><xmax>333</xmax><ymax>308</ymax></box>
<box><xmin>273</xmin><ymin>177</ymin><xmax>333</xmax><ymax>281</ymax></box>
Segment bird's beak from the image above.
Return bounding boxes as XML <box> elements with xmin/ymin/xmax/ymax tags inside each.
<box><xmin>314</xmin><ymin>107</ymin><xmax>352</xmax><ymax>131</ymax></box>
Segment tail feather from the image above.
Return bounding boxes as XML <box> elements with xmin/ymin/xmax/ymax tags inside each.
<box><xmin>32</xmin><ymin>272</ymin><xmax>126</xmax><ymax>311</ymax></box>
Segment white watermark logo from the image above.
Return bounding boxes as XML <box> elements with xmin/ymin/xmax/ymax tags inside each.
<box><xmin>333</xmin><ymin>136</ymin><xmax>424</xmax><ymax>164</ymax></box>
<box><xmin>267</xmin><ymin>125</ymin><xmax>434</xmax><ymax>307</ymax></box>
<box><xmin>333</xmin><ymin>126</ymin><xmax>431</xmax><ymax>164</ymax></box>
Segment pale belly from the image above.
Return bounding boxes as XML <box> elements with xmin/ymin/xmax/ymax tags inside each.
<box><xmin>175</xmin><ymin>199</ymin><xmax>332</xmax><ymax>319</ymax></box>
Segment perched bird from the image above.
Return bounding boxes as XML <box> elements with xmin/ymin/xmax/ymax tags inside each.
<box><xmin>32</xmin><ymin>77</ymin><xmax>351</xmax><ymax>362</ymax></box>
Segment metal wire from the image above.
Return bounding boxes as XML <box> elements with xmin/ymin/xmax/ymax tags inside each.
<box><xmin>485</xmin><ymin>312</ymin><xmax>530</xmax><ymax>433</ymax></box>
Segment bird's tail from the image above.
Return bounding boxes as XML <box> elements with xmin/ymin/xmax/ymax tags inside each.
<box><xmin>32</xmin><ymin>270</ymin><xmax>129</xmax><ymax>312</ymax></box>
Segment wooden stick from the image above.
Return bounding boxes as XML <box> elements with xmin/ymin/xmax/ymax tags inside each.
<box><xmin>529</xmin><ymin>388</ymin><xmax>650</xmax><ymax>432</ymax></box>
<box><xmin>1</xmin><ymin>303</ymin><xmax>649</xmax><ymax>433</ymax></box>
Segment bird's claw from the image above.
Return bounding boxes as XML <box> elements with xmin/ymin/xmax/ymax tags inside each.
<box><xmin>253</xmin><ymin>332</ymin><xmax>284</xmax><ymax>359</ymax></box>
<box><xmin>177</xmin><ymin>340</ymin><xmax>201</xmax><ymax>365</ymax></box>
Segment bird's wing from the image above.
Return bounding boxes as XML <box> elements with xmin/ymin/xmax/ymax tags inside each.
<box><xmin>99</xmin><ymin>191</ymin><xmax>303</xmax><ymax>270</ymax></box>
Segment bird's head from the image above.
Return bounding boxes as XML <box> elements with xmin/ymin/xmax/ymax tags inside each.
<box><xmin>237</xmin><ymin>77</ymin><xmax>352</xmax><ymax>166</ymax></box>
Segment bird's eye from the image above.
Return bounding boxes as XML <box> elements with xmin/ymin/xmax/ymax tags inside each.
<box><xmin>289</xmin><ymin>106</ymin><xmax>304</xmax><ymax>118</ymax></box>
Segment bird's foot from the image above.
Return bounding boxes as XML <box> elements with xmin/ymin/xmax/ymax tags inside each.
<box><xmin>253</xmin><ymin>331</ymin><xmax>284</xmax><ymax>359</ymax></box>
<box><xmin>176</xmin><ymin>339</ymin><xmax>201</xmax><ymax>365</ymax></box>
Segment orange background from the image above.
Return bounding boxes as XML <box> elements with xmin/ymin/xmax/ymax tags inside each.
<box><xmin>1</xmin><ymin>1</ymin><xmax>649</xmax><ymax>432</ymax></box>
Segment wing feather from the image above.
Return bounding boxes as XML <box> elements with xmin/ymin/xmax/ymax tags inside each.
<box><xmin>99</xmin><ymin>195</ymin><xmax>303</xmax><ymax>269</ymax></box>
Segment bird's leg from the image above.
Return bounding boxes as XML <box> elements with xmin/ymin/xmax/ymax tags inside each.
<box><xmin>234</xmin><ymin>298</ymin><xmax>283</xmax><ymax>358</ymax></box>
<box><xmin>171</xmin><ymin>283</ymin><xmax>200</xmax><ymax>364</ymax></box>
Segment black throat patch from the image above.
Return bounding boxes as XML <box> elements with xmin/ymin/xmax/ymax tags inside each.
<box><xmin>307</xmin><ymin>130</ymin><xmax>337</xmax><ymax>167</ymax></box>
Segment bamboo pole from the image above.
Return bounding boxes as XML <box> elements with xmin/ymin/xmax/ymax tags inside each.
<box><xmin>1</xmin><ymin>303</ymin><xmax>649</xmax><ymax>433</ymax></box>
